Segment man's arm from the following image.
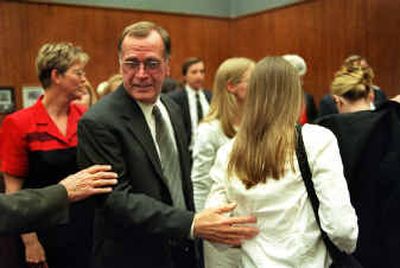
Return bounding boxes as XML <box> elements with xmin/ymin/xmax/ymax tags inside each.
<box><xmin>79</xmin><ymin>116</ymin><xmax>258</xmax><ymax>245</ymax></box>
<box><xmin>0</xmin><ymin>184</ymin><xmax>68</xmax><ymax>235</ymax></box>
<box><xmin>0</xmin><ymin>165</ymin><xmax>117</xmax><ymax>235</ymax></box>
<box><xmin>78</xmin><ymin>117</ymin><xmax>194</xmax><ymax>239</ymax></box>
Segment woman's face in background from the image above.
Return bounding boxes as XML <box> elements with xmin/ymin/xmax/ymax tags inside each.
<box><xmin>231</xmin><ymin>68</ymin><xmax>252</xmax><ymax>104</ymax></box>
<box><xmin>59</xmin><ymin>62</ymin><xmax>87</xmax><ymax>101</ymax></box>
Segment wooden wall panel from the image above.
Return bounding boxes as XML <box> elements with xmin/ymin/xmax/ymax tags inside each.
<box><xmin>230</xmin><ymin>0</ymin><xmax>371</xmax><ymax>102</ymax></box>
<box><xmin>366</xmin><ymin>0</ymin><xmax>400</xmax><ymax>96</ymax></box>
<box><xmin>0</xmin><ymin>2</ymin><xmax>230</xmax><ymax>109</ymax></box>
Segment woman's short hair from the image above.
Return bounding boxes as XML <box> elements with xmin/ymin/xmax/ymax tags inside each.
<box><xmin>282</xmin><ymin>54</ymin><xmax>307</xmax><ymax>76</ymax></box>
<box><xmin>35</xmin><ymin>42</ymin><xmax>89</xmax><ymax>89</ymax></box>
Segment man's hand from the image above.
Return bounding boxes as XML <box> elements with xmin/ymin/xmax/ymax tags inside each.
<box><xmin>193</xmin><ymin>203</ymin><xmax>259</xmax><ymax>246</ymax></box>
<box><xmin>59</xmin><ymin>165</ymin><xmax>118</xmax><ymax>202</ymax></box>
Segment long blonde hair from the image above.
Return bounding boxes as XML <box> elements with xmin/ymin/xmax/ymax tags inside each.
<box><xmin>228</xmin><ymin>57</ymin><xmax>302</xmax><ymax>189</ymax></box>
<box><xmin>204</xmin><ymin>57</ymin><xmax>255</xmax><ymax>138</ymax></box>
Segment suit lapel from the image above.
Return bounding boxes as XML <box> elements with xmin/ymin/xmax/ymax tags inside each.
<box><xmin>115</xmin><ymin>88</ymin><xmax>165</xmax><ymax>181</ymax></box>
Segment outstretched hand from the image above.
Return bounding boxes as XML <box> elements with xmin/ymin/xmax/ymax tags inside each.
<box><xmin>59</xmin><ymin>165</ymin><xmax>118</xmax><ymax>202</ymax></box>
<box><xmin>193</xmin><ymin>203</ymin><xmax>259</xmax><ymax>246</ymax></box>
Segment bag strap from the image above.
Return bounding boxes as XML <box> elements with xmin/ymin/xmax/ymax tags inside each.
<box><xmin>295</xmin><ymin>125</ymin><xmax>343</xmax><ymax>260</ymax></box>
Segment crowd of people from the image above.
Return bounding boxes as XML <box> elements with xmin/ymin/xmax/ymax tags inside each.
<box><xmin>0</xmin><ymin>20</ymin><xmax>399</xmax><ymax>268</ymax></box>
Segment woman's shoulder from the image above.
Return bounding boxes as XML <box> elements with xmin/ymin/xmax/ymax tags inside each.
<box><xmin>302</xmin><ymin>123</ymin><xmax>336</xmax><ymax>139</ymax></box>
<box><xmin>198</xmin><ymin>119</ymin><xmax>225</xmax><ymax>136</ymax></box>
<box><xmin>301</xmin><ymin>124</ymin><xmax>338</xmax><ymax>152</ymax></box>
<box><xmin>2</xmin><ymin>104</ymin><xmax>39</xmax><ymax>129</ymax></box>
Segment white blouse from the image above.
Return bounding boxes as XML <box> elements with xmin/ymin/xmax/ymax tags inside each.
<box><xmin>191</xmin><ymin>119</ymin><xmax>240</xmax><ymax>268</ymax></box>
<box><xmin>191</xmin><ymin>119</ymin><xmax>230</xmax><ymax>212</ymax></box>
<box><xmin>206</xmin><ymin>124</ymin><xmax>358</xmax><ymax>268</ymax></box>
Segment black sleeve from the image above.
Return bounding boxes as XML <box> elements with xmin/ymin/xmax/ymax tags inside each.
<box><xmin>0</xmin><ymin>184</ymin><xmax>69</xmax><ymax>235</ymax></box>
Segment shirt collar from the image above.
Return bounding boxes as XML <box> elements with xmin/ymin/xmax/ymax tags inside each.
<box><xmin>185</xmin><ymin>85</ymin><xmax>203</xmax><ymax>96</ymax></box>
<box><xmin>33</xmin><ymin>95</ymin><xmax>50</xmax><ymax>125</ymax></box>
<box><xmin>136</xmin><ymin>97</ymin><xmax>161</xmax><ymax>118</ymax></box>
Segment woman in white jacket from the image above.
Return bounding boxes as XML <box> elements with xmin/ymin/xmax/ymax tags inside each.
<box><xmin>191</xmin><ymin>57</ymin><xmax>255</xmax><ymax>267</ymax></box>
<box><xmin>206</xmin><ymin>56</ymin><xmax>358</xmax><ymax>268</ymax></box>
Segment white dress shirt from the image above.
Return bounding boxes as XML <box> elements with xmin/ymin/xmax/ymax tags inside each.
<box><xmin>192</xmin><ymin>119</ymin><xmax>230</xmax><ymax>212</ymax></box>
<box><xmin>206</xmin><ymin>124</ymin><xmax>358</xmax><ymax>268</ymax></box>
<box><xmin>185</xmin><ymin>85</ymin><xmax>210</xmax><ymax>150</ymax></box>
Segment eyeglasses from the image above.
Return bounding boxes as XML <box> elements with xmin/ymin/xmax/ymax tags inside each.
<box><xmin>120</xmin><ymin>59</ymin><xmax>162</xmax><ymax>73</ymax></box>
<box><xmin>70</xmin><ymin>69</ymin><xmax>86</xmax><ymax>78</ymax></box>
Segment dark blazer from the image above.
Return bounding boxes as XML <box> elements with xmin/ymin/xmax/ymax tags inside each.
<box><xmin>168</xmin><ymin>89</ymin><xmax>212</xmax><ymax>148</ymax></box>
<box><xmin>0</xmin><ymin>184</ymin><xmax>68</xmax><ymax>235</ymax></box>
<box><xmin>317</xmin><ymin>101</ymin><xmax>400</xmax><ymax>268</ymax></box>
<box><xmin>78</xmin><ymin>86</ymin><xmax>197</xmax><ymax>268</ymax></box>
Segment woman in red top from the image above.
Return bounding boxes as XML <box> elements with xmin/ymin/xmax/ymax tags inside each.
<box><xmin>2</xmin><ymin>42</ymin><xmax>94</xmax><ymax>268</ymax></box>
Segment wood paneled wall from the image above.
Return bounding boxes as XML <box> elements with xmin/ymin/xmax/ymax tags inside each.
<box><xmin>231</xmin><ymin>0</ymin><xmax>400</xmax><ymax>101</ymax></box>
<box><xmin>0</xmin><ymin>2</ymin><xmax>230</xmax><ymax>109</ymax></box>
<box><xmin>1</xmin><ymin>0</ymin><xmax>400</xmax><ymax>108</ymax></box>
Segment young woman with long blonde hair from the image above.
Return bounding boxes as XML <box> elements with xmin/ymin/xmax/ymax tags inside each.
<box><xmin>206</xmin><ymin>57</ymin><xmax>358</xmax><ymax>267</ymax></box>
<box><xmin>191</xmin><ymin>57</ymin><xmax>255</xmax><ymax>268</ymax></box>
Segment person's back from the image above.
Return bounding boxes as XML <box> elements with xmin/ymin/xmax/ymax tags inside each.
<box><xmin>205</xmin><ymin>57</ymin><xmax>358</xmax><ymax>267</ymax></box>
<box><xmin>209</xmin><ymin>124</ymin><xmax>357</xmax><ymax>267</ymax></box>
<box><xmin>317</xmin><ymin>100</ymin><xmax>400</xmax><ymax>267</ymax></box>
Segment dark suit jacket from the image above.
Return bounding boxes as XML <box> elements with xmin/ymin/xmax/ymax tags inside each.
<box><xmin>168</xmin><ymin>89</ymin><xmax>212</xmax><ymax>148</ymax></box>
<box><xmin>317</xmin><ymin>101</ymin><xmax>400</xmax><ymax>268</ymax></box>
<box><xmin>0</xmin><ymin>184</ymin><xmax>68</xmax><ymax>235</ymax></box>
<box><xmin>78</xmin><ymin>86</ymin><xmax>197</xmax><ymax>268</ymax></box>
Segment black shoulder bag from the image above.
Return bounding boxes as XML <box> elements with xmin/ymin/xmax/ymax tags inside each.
<box><xmin>295</xmin><ymin>125</ymin><xmax>363</xmax><ymax>268</ymax></box>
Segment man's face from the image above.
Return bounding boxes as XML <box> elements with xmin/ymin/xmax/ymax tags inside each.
<box><xmin>184</xmin><ymin>61</ymin><xmax>205</xmax><ymax>90</ymax></box>
<box><xmin>119</xmin><ymin>31</ymin><xmax>169</xmax><ymax>104</ymax></box>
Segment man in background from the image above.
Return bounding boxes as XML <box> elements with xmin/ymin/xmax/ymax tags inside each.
<box><xmin>169</xmin><ymin>57</ymin><xmax>212</xmax><ymax>154</ymax></box>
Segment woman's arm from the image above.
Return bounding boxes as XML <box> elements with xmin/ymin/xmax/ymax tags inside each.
<box><xmin>191</xmin><ymin>122</ymin><xmax>222</xmax><ymax>211</ymax></box>
<box><xmin>303</xmin><ymin>125</ymin><xmax>358</xmax><ymax>253</ymax></box>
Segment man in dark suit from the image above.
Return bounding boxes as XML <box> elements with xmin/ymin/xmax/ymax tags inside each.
<box><xmin>77</xmin><ymin>21</ymin><xmax>258</xmax><ymax>268</ymax></box>
<box><xmin>0</xmin><ymin>165</ymin><xmax>117</xmax><ymax>235</ymax></box>
<box><xmin>169</xmin><ymin>57</ymin><xmax>212</xmax><ymax>154</ymax></box>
